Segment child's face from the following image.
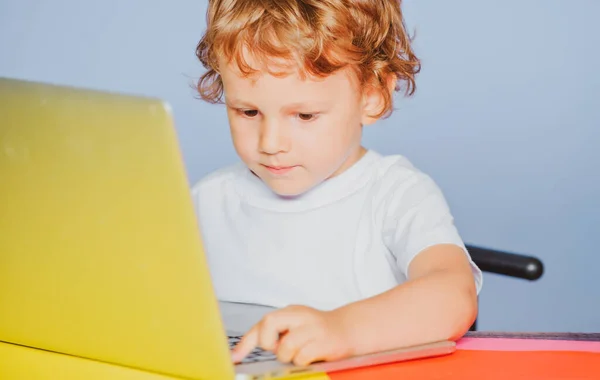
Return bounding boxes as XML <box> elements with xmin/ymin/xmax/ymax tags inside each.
<box><xmin>220</xmin><ymin>59</ymin><xmax>382</xmax><ymax>196</ymax></box>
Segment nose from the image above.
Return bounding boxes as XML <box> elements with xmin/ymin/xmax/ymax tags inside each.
<box><xmin>258</xmin><ymin>118</ymin><xmax>290</xmax><ymax>154</ymax></box>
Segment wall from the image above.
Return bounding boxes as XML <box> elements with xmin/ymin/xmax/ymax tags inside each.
<box><xmin>1</xmin><ymin>0</ymin><xmax>598</xmax><ymax>332</ymax></box>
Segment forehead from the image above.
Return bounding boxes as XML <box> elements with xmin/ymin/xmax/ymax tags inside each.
<box><xmin>219</xmin><ymin>57</ymin><xmax>359</xmax><ymax>102</ymax></box>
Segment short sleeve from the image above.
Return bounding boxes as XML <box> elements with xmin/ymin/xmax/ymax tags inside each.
<box><xmin>381</xmin><ymin>172</ymin><xmax>483</xmax><ymax>294</ymax></box>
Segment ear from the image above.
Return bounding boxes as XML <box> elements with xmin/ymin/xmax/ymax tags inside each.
<box><xmin>360</xmin><ymin>74</ymin><xmax>396</xmax><ymax>125</ymax></box>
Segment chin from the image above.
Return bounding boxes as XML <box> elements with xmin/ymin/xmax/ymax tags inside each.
<box><xmin>253</xmin><ymin>167</ymin><xmax>318</xmax><ymax>197</ymax></box>
<box><xmin>265</xmin><ymin>180</ymin><xmax>315</xmax><ymax>198</ymax></box>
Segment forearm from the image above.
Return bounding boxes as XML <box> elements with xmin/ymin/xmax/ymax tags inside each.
<box><xmin>334</xmin><ymin>269</ymin><xmax>478</xmax><ymax>356</ymax></box>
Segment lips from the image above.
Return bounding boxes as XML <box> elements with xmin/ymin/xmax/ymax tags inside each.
<box><xmin>263</xmin><ymin>164</ymin><xmax>297</xmax><ymax>175</ymax></box>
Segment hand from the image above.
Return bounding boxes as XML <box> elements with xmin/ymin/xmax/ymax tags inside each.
<box><xmin>230</xmin><ymin>305</ymin><xmax>353</xmax><ymax>366</ymax></box>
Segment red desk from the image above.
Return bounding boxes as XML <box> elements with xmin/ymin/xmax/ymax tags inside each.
<box><xmin>329</xmin><ymin>332</ymin><xmax>600</xmax><ymax>380</ymax></box>
<box><xmin>2</xmin><ymin>332</ymin><xmax>599</xmax><ymax>379</ymax></box>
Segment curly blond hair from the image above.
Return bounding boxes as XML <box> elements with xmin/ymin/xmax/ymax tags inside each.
<box><xmin>196</xmin><ymin>0</ymin><xmax>421</xmax><ymax>119</ymax></box>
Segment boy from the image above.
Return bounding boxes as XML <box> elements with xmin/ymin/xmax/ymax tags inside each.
<box><xmin>192</xmin><ymin>0</ymin><xmax>483</xmax><ymax>367</ymax></box>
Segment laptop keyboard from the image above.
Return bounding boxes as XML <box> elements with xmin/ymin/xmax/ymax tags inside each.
<box><xmin>228</xmin><ymin>335</ymin><xmax>277</xmax><ymax>364</ymax></box>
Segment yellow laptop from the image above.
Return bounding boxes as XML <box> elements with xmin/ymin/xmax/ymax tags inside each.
<box><xmin>0</xmin><ymin>77</ymin><xmax>455</xmax><ymax>380</ymax></box>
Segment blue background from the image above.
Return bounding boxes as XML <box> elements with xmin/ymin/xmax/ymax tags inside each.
<box><xmin>2</xmin><ymin>0</ymin><xmax>598</xmax><ymax>332</ymax></box>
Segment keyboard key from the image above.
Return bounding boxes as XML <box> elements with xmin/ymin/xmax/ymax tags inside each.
<box><xmin>228</xmin><ymin>335</ymin><xmax>277</xmax><ymax>363</ymax></box>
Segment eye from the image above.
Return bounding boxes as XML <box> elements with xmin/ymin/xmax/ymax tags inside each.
<box><xmin>298</xmin><ymin>113</ymin><xmax>315</xmax><ymax>121</ymax></box>
<box><xmin>239</xmin><ymin>109</ymin><xmax>258</xmax><ymax>118</ymax></box>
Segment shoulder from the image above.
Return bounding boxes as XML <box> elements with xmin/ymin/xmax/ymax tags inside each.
<box><xmin>191</xmin><ymin>162</ymin><xmax>246</xmax><ymax>200</ymax></box>
<box><xmin>190</xmin><ymin>162</ymin><xmax>248</xmax><ymax>227</ymax></box>
<box><xmin>373</xmin><ymin>153</ymin><xmax>422</xmax><ymax>181</ymax></box>
<box><xmin>365</xmin><ymin>152</ymin><xmax>454</xmax><ymax>232</ymax></box>
<box><xmin>369</xmin><ymin>153</ymin><xmax>442</xmax><ymax>204</ymax></box>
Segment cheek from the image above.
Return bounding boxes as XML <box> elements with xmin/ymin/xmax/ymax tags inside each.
<box><xmin>316</xmin><ymin>113</ymin><xmax>360</xmax><ymax>149</ymax></box>
<box><xmin>229</xmin><ymin>122</ymin><xmax>257</xmax><ymax>160</ymax></box>
<box><xmin>294</xmin><ymin>121</ymin><xmax>354</xmax><ymax>163</ymax></box>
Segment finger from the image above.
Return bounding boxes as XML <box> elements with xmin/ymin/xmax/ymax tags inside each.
<box><xmin>271</xmin><ymin>330</ymin><xmax>288</xmax><ymax>352</ymax></box>
<box><xmin>293</xmin><ymin>340</ymin><xmax>328</xmax><ymax>367</ymax></box>
<box><xmin>257</xmin><ymin>311</ymin><xmax>303</xmax><ymax>351</ymax></box>
<box><xmin>257</xmin><ymin>314</ymin><xmax>283</xmax><ymax>351</ymax></box>
<box><xmin>275</xmin><ymin>327</ymin><xmax>314</xmax><ymax>364</ymax></box>
<box><xmin>231</xmin><ymin>325</ymin><xmax>259</xmax><ymax>363</ymax></box>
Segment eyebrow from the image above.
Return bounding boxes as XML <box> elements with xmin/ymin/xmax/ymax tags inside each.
<box><xmin>225</xmin><ymin>99</ymin><xmax>331</xmax><ymax>111</ymax></box>
<box><xmin>280</xmin><ymin>102</ymin><xmax>331</xmax><ymax>111</ymax></box>
<box><xmin>224</xmin><ymin>98</ymin><xmax>256</xmax><ymax>108</ymax></box>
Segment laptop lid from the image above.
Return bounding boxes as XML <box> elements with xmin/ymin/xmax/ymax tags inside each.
<box><xmin>0</xmin><ymin>77</ymin><xmax>234</xmax><ymax>380</ymax></box>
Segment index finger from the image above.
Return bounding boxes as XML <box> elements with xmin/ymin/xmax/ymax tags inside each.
<box><xmin>231</xmin><ymin>325</ymin><xmax>259</xmax><ymax>363</ymax></box>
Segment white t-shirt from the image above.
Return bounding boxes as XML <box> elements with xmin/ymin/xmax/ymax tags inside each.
<box><xmin>191</xmin><ymin>150</ymin><xmax>483</xmax><ymax>311</ymax></box>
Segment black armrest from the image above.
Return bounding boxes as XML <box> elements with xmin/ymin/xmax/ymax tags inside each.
<box><xmin>465</xmin><ymin>244</ymin><xmax>544</xmax><ymax>281</ymax></box>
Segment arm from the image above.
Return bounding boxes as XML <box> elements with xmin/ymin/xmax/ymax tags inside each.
<box><xmin>231</xmin><ymin>244</ymin><xmax>478</xmax><ymax>366</ymax></box>
<box><xmin>339</xmin><ymin>170</ymin><xmax>481</xmax><ymax>353</ymax></box>
<box><xmin>334</xmin><ymin>243</ymin><xmax>478</xmax><ymax>356</ymax></box>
